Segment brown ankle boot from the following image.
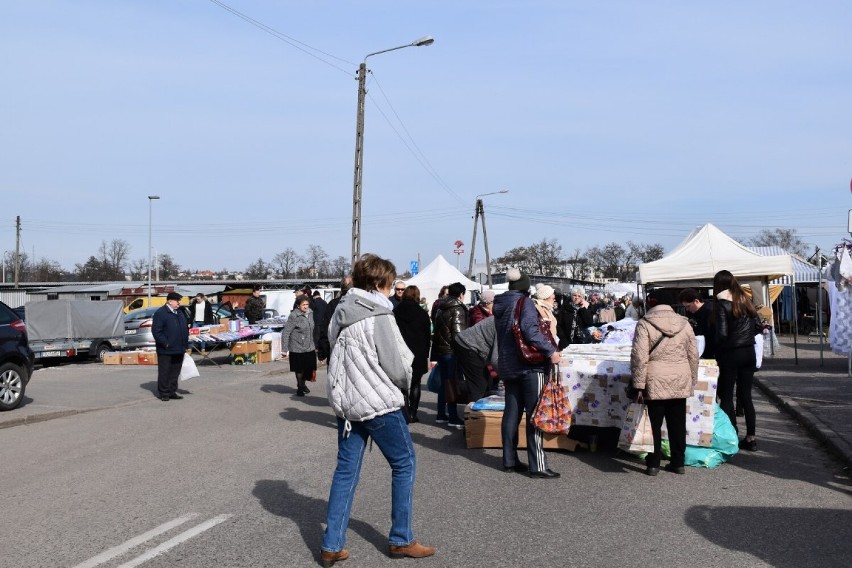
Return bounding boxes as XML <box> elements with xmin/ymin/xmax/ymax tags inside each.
<box><xmin>320</xmin><ymin>548</ymin><xmax>349</xmax><ymax>567</ymax></box>
<box><xmin>388</xmin><ymin>541</ymin><xmax>436</xmax><ymax>558</ymax></box>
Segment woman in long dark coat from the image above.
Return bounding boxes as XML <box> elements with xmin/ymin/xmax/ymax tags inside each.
<box><xmin>393</xmin><ymin>285</ymin><xmax>431</xmax><ymax>423</ymax></box>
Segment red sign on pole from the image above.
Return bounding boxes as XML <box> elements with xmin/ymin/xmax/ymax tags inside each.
<box><xmin>454</xmin><ymin>240</ymin><xmax>464</xmax><ymax>248</ymax></box>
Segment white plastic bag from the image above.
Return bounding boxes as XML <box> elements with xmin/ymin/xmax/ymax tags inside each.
<box><xmin>754</xmin><ymin>334</ymin><xmax>764</xmax><ymax>369</ymax></box>
<box><xmin>178</xmin><ymin>354</ymin><xmax>200</xmax><ymax>381</ymax></box>
<box><xmin>618</xmin><ymin>403</ymin><xmax>654</xmax><ymax>454</ymax></box>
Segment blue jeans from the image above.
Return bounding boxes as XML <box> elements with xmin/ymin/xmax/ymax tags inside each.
<box><xmin>436</xmin><ymin>354</ymin><xmax>461</xmax><ymax>424</ymax></box>
<box><xmin>501</xmin><ymin>369</ymin><xmax>549</xmax><ymax>473</ymax></box>
<box><xmin>322</xmin><ymin>410</ymin><xmax>416</xmax><ymax>553</ymax></box>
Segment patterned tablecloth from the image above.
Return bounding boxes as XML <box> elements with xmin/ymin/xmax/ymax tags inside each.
<box><xmin>560</xmin><ymin>350</ymin><xmax>719</xmax><ymax>447</ymax></box>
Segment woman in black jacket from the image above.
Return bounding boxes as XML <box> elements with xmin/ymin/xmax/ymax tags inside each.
<box><xmin>556</xmin><ymin>286</ymin><xmax>595</xmax><ymax>349</ymax></box>
<box><xmin>393</xmin><ymin>285</ymin><xmax>431</xmax><ymax>423</ymax></box>
<box><xmin>712</xmin><ymin>270</ymin><xmax>759</xmax><ymax>451</ymax></box>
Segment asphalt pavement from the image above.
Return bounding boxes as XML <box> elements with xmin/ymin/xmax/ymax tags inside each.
<box><xmin>5</xmin><ymin>339</ymin><xmax>851</xmax><ymax>475</ymax></box>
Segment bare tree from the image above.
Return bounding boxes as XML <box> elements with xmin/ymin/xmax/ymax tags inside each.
<box><xmin>564</xmin><ymin>248</ymin><xmax>587</xmax><ymax>279</ymax></box>
<box><xmin>749</xmin><ymin>228</ymin><xmax>807</xmax><ymax>257</ymax></box>
<box><xmin>271</xmin><ymin>248</ymin><xmax>301</xmax><ymax>279</ymax></box>
<box><xmin>98</xmin><ymin>239</ymin><xmax>131</xmax><ymax>278</ymax></box>
<box><xmin>304</xmin><ymin>245</ymin><xmax>329</xmax><ymax>276</ymax></box>
<box><xmin>586</xmin><ymin>243</ymin><xmax>627</xmax><ymax>279</ymax></box>
<box><xmin>244</xmin><ymin>258</ymin><xmax>270</xmax><ymax>279</ymax></box>
<box><xmin>494</xmin><ymin>246</ymin><xmax>532</xmax><ymax>273</ymax></box>
<box><xmin>28</xmin><ymin>258</ymin><xmax>65</xmax><ymax>282</ymax></box>
<box><xmin>129</xmin><ymin>257</ymin><xmax>148</xmax><ymax>280</ymax></box>
<box><xmin>527</xmin><ymin>238</ymin><xmax>564</xmax><ymax>275</ymax></box>
<box><xmin>329</xmin><ymin>256</ymin><xmax>350</xmax><ymax>278</ymax></box>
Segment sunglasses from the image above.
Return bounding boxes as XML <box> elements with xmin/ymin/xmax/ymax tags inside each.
<box><xmin>395</xmin><ymin>288</ymin><xmax>405</xmax><ymax>292</ymax></box>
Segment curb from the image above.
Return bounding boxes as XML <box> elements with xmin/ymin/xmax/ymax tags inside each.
<box><xmin>0</xmin><ymin>408</ymin><xmax>92</xmax><ymax>430</ymax></box>
<box><xmin>754</xmin><ymin>376</ymin><xmax>852</xmax><ymax>471</ymax></box>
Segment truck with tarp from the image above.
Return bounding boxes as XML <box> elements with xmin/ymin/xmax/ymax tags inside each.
<box><xmin>26</xmin><ymin>300</ymin><xmax>126</xmax><ymax>362</ymax></box>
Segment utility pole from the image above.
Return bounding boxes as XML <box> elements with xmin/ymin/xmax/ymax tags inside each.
<box><xmin>14</xmin><ymin>216</ymin><xmax>21</xmax><ymax>288</ymax></box>
<box><xmin>467</xmin><ymin>199</ymin><xmax>495</xmax><ymax>287</ymax></box>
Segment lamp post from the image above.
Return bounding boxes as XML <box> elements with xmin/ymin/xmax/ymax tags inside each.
<box><xmin>351</xmin><ymin>35</ymin><xmax>434</xmax><ymax>266</ymax></box>
<box><xmin>147</xmin><ymin>195</ymin><xmax>160</xmax><ymax>302</ymax></box>
<box><xmin>468</xmin><ymin>189</ymin><xmax>509</xmax><ymax>286</ymax></box>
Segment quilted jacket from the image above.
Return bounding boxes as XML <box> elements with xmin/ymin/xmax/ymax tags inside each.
<box><xmin>327</xmin><ymin>288</ymin><xmax>414</xmax><ymax>425</ymax></box>
<box><xmin>630</xmin><ymin>304</ymin><xmax>698</xmax><ymax>400</ymax></box>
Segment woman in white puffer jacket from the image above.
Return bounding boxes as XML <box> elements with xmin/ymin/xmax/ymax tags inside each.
<box><xmin>320</xmin><ymin>254</ymin><xmax>435</xmax><ymax>566</ymax></box>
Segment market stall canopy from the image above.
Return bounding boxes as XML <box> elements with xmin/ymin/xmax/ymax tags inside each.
<box><xmin>638</xmin><ymin>223</ymin><xmax>793</xmax><ymax>287</ymax></box>
<box><xmin>404</xmin><ymin>255</ymin><xmax>481</xmax><ymax>305</ymax></box>
<box><xmin>747</xmin><ymin>246</ymin><xmax>822</xmax><ymax>285</ymax></box>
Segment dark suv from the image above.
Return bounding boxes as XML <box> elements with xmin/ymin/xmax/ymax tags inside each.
<box><xmin>0</xmin><ymin>300</ymin><xmax>34</xmax><ymax>411</ymax></box>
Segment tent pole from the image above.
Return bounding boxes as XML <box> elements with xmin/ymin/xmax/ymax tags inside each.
<box><xmin>816</xmin><ymin>246</ymin><xmax>824</xmax><ymax>367</ymax></box>
<box><xmin>791</xmin><ymin>274</ymin><xmax>799</xmax><ymax>365</ymax></box>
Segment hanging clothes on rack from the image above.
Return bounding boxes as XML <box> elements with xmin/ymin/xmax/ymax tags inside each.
<box><xmin>826</xmin><ymin>241</ymin><xmax>852</xmax><ymax>356</ymax></box>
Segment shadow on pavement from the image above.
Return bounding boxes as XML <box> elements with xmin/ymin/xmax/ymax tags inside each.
<box><xmin>253</xmin><ymin>479</ymin><xmax>387</xmax><ymax>556</ymax></box>
<box><xmin>279</xmin><ymin>407</ymin><xmax>338</xmax><ymax>429</ymax></box>
<box><xmin>685</xmin><ymin>505</ymin><xmax>852</xmax><ymax>566</ymax></box>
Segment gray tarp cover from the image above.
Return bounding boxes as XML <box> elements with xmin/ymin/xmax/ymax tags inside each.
<box><xmin>26</xmin><ymin>300</ymin><xmax>126</xmax><ymax>341</ymax></box>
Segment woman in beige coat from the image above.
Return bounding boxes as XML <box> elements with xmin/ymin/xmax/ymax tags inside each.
<box><xmin>630</xmin><ymin>290</ymin><xmax>698</xmax><ymax>476</ymax></box>
<box><xmin>533</xmin><ymin>285</ymin><xmax>559</xmax><ymax>346</ymax></box>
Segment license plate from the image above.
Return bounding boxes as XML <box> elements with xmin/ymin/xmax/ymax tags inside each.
<box><xmin>37</xmin><ymin>351</ymin><xmax>62</xmax><ymax>358</ymax></box>
<box><xmin>125</xmin><ymin>329</ymin><xmax>137</xmax><ymax>335</ymax></box>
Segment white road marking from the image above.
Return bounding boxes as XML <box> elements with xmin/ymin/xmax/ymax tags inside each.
<box><xmin>72</xmin><ymin>513</ymin><xmax>200</xmax><ymax>568</ymax></box>
<box><xmin>116</xmin><ymin>514</ymin><xmax>233</xmax><ymax>568</ymax></box>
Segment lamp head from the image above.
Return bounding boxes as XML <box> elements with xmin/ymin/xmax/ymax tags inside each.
<box><xmin>148</xmin><ymin>195</ymin><xmax>160</xmax><ymax>200</ymax></box>
<box><xmin>412</xmin><ymin>35</ymin><xmax>434</xmax><ymax>47</ymax></box>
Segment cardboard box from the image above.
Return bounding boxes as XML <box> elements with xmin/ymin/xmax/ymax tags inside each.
<box><xmin>138</xmin><ymin>352</ymin><xmax>158</xmax><ymax>365</ymax></box>
<box><xmin>102</xmin><ymin>352</ymin><xmax>122</xmax><ymax>365</ymax></box>
<box><xmin>463</xmin><ymin>405</ymin><xmax>583</xmax><ymax>451</ymax></box>
<box><xmin>255</xmin><ymin>341</ymin><xmax>272</xmax><ymax>353</ymax></box>
<box><xmin>256</xmin><ymin>350</ymin><xmax>273</xmax><ymax>363</ymax></box>
<box><xmin>231</xmin><ymin>341</ymin><xmax>258</xmax><ymax>355</ymax></box>
<box><xmin>120</xmin><ymin>352</ymin><xmax>139</xmax><ymax>365</ymax></box>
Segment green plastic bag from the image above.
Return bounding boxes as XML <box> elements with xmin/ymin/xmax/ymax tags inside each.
<box><xmin>684</xmin><ymin>403</ymin><xmax>740</xmax><ymax>468</ymax></box>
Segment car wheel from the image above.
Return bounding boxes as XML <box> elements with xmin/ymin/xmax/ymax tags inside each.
<box><xmin>93</xmin><ymin>343</ymin><xmax>112</xmax><ymax>362</ymax></box>
<box><xmin>0</xmin><ymin>362</ymin><xmax>28</xmax><ymax>411</ymax></box>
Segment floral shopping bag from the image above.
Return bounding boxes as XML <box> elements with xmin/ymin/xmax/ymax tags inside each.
<box><xmin>532</xmin><ymin>367</ymin><xmax>572</xmax><ymax>434</ymax></box>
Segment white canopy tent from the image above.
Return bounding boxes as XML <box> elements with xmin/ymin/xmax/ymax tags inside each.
<box><xmin>638</xmin><ymin>223</ymin><xmax>793</xmax><ymax>288</ymax></box>
<box><xmin>638</xmin><ymin>223</ymin><xmax>799</xmax><ymax>362</ymax></box>
<box><xmin>403</xmin><ymin>255</ymin><xmax>481</xmax><ymax>305</ymax></box>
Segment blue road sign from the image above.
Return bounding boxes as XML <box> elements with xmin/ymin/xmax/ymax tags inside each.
<box><xmin>410</xmin><ymin>260</ymin><xmax>419</xmax><ymax>275</ymax></box>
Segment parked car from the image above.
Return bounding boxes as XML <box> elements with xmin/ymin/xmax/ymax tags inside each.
<box><xmin>123</xmin><ymin>305</ymin><xmax>192</xmax><ymax>350</ymax></box>
<box><xmin>0</xmin><ymin>300</ymin><xmax>35</xmax><ymax>411</ymax></box>
<box><xmin>12</xmin><ymin>306</ymin><xmax>25</xmax><ymax>321</ymax></box>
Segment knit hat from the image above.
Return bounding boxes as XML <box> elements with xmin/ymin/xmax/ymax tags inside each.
<box><xmin>507</xmin><ymin>268</ymin><xmax>531</xmax><ymax>292</ymax></box>
<box><xmin>534</xmin><ymin>285</ymin><xmax>555</xmax><ymax>300</ymax></box>
<box><xmin>481</xmin><ymin>290</ymin><xmax>496</xmax><ymax>304</ymax></box>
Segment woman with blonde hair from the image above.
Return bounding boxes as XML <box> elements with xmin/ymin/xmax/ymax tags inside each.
<box><xmin>712</xmin><ymin>269</ymin><xmax>759</xmax><ymax>451</ymax></box>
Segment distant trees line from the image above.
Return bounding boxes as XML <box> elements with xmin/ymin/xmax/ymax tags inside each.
<box><xmin>0</xmin><ymin>228</ymin><xmax>808</xmax><ymax>283</ymax></box>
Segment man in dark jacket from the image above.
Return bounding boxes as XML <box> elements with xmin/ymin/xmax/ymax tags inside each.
<box><xmin>188</xmin><ymin>293</ymin><xmax>215</xmax><ymax>327</ymax></box>
<box><xmin>317</xmin><ymin>275</ymin><xmax>352</xmax><ymax>361</ymax></box>
<box><xmin>432</xmin><ymin>282</ymin><xmax>468</xmax><ymax>428</ymax></box>
<box><xmin>679</xmin><ymin>288</ymin><xmax>715</xmax><ymax>360</ymax></box>
<box><xmin>493</xmin><ymin>269</ymin><xmax>561</xmax><ymax>478</ymax></box>
<box><xmin>244</xmin><ymin>286</ymin><xmax>265</xmax><ymax>324</ymax></box>
<box><xmin>152</xmin><ymin>292</ymin><xmax>190</xmax><ymax>401</ymax></box>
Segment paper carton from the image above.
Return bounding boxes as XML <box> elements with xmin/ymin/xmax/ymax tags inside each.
<box><xmin>102</xmin><ymin>352</ymin><xmax>122</xmax><ymax>365</ymax></box>
<box><xmin>120</xmin><ymin>352</ymin><xmax>139</xmax><ymax>365</ymax></box>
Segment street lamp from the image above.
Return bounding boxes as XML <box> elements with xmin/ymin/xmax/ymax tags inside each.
<box><xmin>468</xmin><ymin>189</ymin><xmax>509</xmax><ymax>286</ymax></box>
<box><xmin>147</xmin><ymin>195</ymin><xmax>160</xmax><ymax>302</ymax></box>
<box><xmin>351</xmin><ymin>35</ymin><xmax>435</xmax><ymax>266</ymax></box>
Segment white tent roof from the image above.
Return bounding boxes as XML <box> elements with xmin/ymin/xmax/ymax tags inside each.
<box><xmin>404</xmin><ymin>255</ymin><xmax>481</xmax><ymax>304</ymax></box>
<box><xmin>638</xmin><ymin>223</ymin><xmax>794</xmax><ymax>287</ymax></box>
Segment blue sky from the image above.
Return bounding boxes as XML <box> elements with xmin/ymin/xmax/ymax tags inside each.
<box><xmin>2</xmin><ymin>1</ymin><xmax>851</xmax><ymax>275</ymax></box>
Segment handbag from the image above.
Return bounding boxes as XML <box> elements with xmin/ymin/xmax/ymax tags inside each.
<box><xmin>512</xmin><ymin>297</ymin><xmax>556</xmax><ymax>364</ymax></box>
<box><xmin>618</xmin><ymin>403</ymin><xmax>654</xmax><ymax>454</ymax></box>
<box><xmin>426</xmin><ymin>364</ymin><xmax>441</xmax><ymax>394</ymax></box>
<box><xmin>309</xmin><ymin>369</ymin><xmax>317</xmax><ymax>382</ymax></box>
<box><xmin>532</xmin><ymin>366</ymin><xmax>572</xmax><ymax>434</ymax></box>
<box><xmin>178</xmin><ymin>354</ymin><xmax>200</xmax><ymax>381</ymax></box>
<box><xmin>444</xmin><ymin>359</ymin><xmax>472</xmax><ymax>405</ymax></box>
